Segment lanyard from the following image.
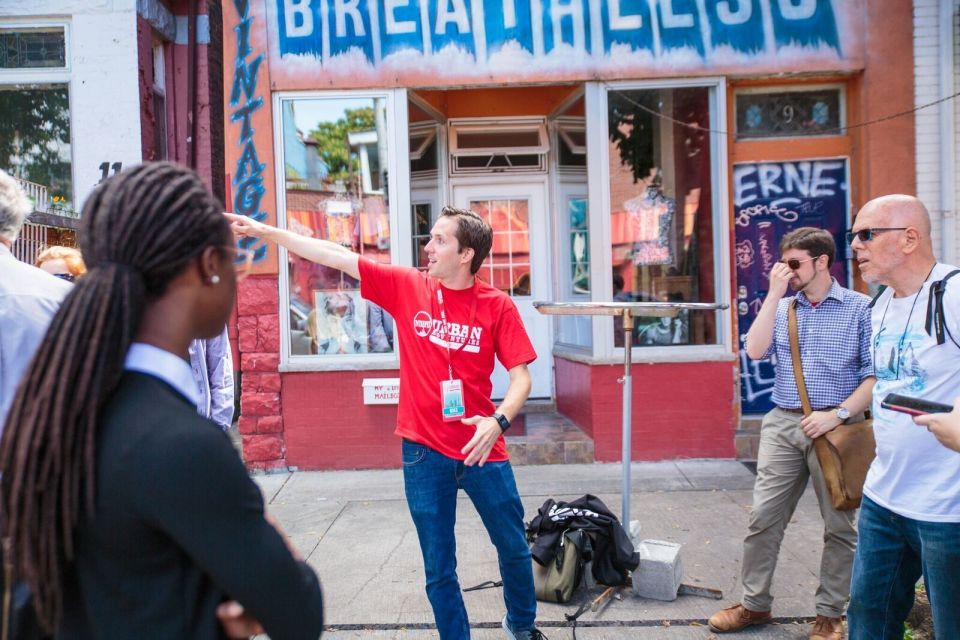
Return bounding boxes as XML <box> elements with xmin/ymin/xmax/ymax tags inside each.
<box><xmin>435</xmin><ymin>280</ymin><xmax>479</xmax><ymax>381</ymax></box>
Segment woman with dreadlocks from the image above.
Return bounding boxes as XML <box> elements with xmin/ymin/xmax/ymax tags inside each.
<box><xmin>0</xmin><ymin>162</ymin><xmax>324</xmax><ymax>639</ymax></box>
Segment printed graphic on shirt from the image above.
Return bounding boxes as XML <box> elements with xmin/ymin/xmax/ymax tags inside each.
<box><xmin>873</xmin><ymin>329</ymin><xmax>928</xmax><ymax>392</ymax></box>
<box><xmin>411</xmin><ymin>310</ymin><xmax>482</xmax><ymax>353</ymax></box>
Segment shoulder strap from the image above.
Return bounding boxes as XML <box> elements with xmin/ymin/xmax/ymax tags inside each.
<box><xmin>867</xmin><ymin>285</ymin><xmax>887</xmax><ymax>308</ymax></box>
<box><xmin>787</xmin><ymin>300</ymin><xmax>813</xmax><ymax>417</ymax></box>
<box><xmin>925</xmin><ymin>269</ymin><xmax>960</xmax><ymax>347</ymax></box>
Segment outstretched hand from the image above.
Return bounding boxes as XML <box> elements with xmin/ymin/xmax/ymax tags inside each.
<box><xmin>460</xmin><ymin>415</ymin><xmax>503</xmax><ymax>466</ymax></box>
<box><xmin>225</xmin><ymin>212</ymin><xmax>273</xmax><ymax>239</ymax></box>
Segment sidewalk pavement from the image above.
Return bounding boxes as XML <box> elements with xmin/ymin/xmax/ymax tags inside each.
<box><xmin>255</xmin><ymin>460</ymin><xmax>832</xmax><ymax>639</ymax></box>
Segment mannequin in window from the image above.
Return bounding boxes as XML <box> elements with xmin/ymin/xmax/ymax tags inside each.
<box><xmin>624</xmin><ymin>168</ymin><xmax>676</xmax><ymax>267</ymax></box>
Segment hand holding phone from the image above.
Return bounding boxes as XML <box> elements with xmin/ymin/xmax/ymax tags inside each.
<box><xmin>880</xmin><ymin>393</ymin><xmax>954</xmax><ymax>416</ymax></box>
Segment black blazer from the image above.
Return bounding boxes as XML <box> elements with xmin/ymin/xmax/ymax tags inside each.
<box><xmin>59</xmin><ymin>373</ymin><xmax>323</xmax><ymax>639</ymax></box>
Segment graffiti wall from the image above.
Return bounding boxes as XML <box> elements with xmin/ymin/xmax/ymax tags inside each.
<box><xmin>225</xmin><ymin>0</ymin><xmax>279</xmax><ymax>272</ymax></box>
<box><xmin>265</xmin><ymin>0</ymin><xmax>863</xmax><ymax>88</ymax></box>
<box><xmin>733</xmin><ymin>158</ymin><xmax>850</xmax><ymax>414</ymax></box>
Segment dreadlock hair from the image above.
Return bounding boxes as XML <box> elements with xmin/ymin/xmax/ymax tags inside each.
<box><xmin>0</xmin><ymin>162</ymin><xmax>229</xmax><ymax>632</ymax></box>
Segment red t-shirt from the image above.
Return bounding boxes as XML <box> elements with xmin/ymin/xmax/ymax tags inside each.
<box><xmin>359</xmin><ymin>260</ymin><xmax>537</xmax><ymax>461</ymax></box>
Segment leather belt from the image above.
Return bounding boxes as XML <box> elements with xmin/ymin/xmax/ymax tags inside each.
<box><xmin>778</xmin><ymin>406</ymin><xmax>806</xmax><ymax>414</ymax></box>
<box><xmin>778</xmin><ymin>406</ymin><xmax>833</xmax><ymax>414</ymax></box>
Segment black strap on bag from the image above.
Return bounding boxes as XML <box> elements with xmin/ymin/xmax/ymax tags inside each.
<box><xmin>925</xmin><ymin>269</ymin><xmax>960</xmax><ymax>347</ymax></box>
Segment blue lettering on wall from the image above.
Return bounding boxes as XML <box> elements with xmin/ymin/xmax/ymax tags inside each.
<box><xmin>328</xmin><ymin>0</ymin><xmax>374</xmax><ymax>61</ymax></box>
<box><xmin>705</xmin><ymin>0</ymin><xmax>765</xmax><ymax>54</ymax></box>
<box><xmin>656</xmin><ymin>0</ymin><xmax>703</xmax><ymax>56</ymax></box>
<box><xmin>276</xmin><ymin>0</ymin><xmax>321</xmax><ymax>56</ymax></box>
<box><xmin>733</xmin><ymin>159</ymin><xmax>850</xmax><ymax>414</ymax></box>
<box><xmin>272</xmin><ymin>0</ymin><xmax>845</xmax><ymax>66</ymax></box>
<box><xmin>484</xmin><ymin>0</ymin><xmax>534</xmax><ymax>55</ymax></box>
<box><xmin>770</xmin><ymin>0</ymin><xmax>839</xmax><ymax>53</ymax></box>
<box><xmin>231</xmin><ymin>0</ymin><xmax>268</xmax><ymax>263</ymax></box>
<box><xmin>429</xmin><ymin>0</ymin><xmax>475</xmax><ymax>54</ymax></box>
<box><xmin>601</xmin><ymin>0</ymin><xmax>652</xmax><ymax>54</ymax></box>
<box><xmin>379</xmin><ymin>0</ymin><xmax>424</xmax><ymax>57</ymax></box>
<box><xmin>542</xmin><ymin>0</ymin><xmax>591</xmax><ymax>54</ymax></box>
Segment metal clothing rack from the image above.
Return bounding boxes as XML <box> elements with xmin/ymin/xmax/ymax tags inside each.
<box><xmin>533</xmin><ymin>301</ymin><xmax>729</xmax><ymax>525</ymax></box>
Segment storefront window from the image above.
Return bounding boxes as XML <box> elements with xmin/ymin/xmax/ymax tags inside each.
<box><xmin>553</xmin><ymin>97</ymin><xmax>591</xmax><ymax>349</ymax></box>
<box><xmin>607</xmin><ymin>86</ymin><xmax>717</xmax><ymax>348</ymax></box>
<box><xmin>281</xmin><ymin>96</ymin><xmax>394</xmax><ymax>358</ymax></box>
<box><xmin>0</xmin><ymin>83</ymin><xmax>73</xmax><ymax>212</ymax></box>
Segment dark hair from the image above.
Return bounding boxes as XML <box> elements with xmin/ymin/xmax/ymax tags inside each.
<box><xmin>440</xmin><ymin>206</ymin><xmax>492</xmax><ymax>274</ymax></box>
<box><xmin>779</xmin><ymin>226</ymin><xmax>836</xmax><ymax>267</ymax></box>
<box><xmin>0</xmin><ymin>162</ymin><xmax>228</xmax><ymax>631</ymax></box>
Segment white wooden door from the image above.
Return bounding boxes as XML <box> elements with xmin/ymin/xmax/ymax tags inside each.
<box><xmin>452</xmin><ymin>182</ymin><xmax>552</xmax><ymax>399</ymax></box>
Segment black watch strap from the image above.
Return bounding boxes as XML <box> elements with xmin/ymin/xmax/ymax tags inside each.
<box><xmin>492</xmin><ymin>412</ymin><xmax>511</xmax><ymax>432</ymax></box>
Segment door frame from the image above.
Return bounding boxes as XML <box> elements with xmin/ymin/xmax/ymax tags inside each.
<box><xmin>449</xmin><ymin>176</ymin><xmax>555</xmax><ymax>400</ymax></box>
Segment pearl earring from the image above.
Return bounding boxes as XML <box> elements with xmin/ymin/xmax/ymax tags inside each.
<box><xmin>210</xmin><ymin>275</ymin><xmax>220</xmax><ymax>285</ymax></box>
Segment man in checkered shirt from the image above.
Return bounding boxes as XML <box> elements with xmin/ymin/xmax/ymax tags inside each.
<box><xmin>710</xmin><ymin>227</ymin><xmax>875</xmax><ymax>640</ymax></box>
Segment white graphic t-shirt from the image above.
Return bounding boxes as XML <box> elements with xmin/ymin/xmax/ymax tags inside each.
<box><xmin>865</xmin><ymin>263</ymin><xmax>960</xmax><ymax>522</ymax></box>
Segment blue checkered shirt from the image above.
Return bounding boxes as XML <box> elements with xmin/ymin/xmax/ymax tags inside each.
<box><xmin>762</xmin><ymin>279</ymin><xmax>873</xmax><ymax>410</ymax></box>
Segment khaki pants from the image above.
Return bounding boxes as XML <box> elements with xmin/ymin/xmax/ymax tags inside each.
<box><xmin>740</xmin><ymin>408</ymin><xmax>858</xmax><ymax>618</ymax></box>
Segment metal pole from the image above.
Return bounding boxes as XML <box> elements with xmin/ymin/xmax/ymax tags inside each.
<box><xmin>621</xmin><ymin>310</ymin><xmax>633</xmax><ymax>525</ymax></box>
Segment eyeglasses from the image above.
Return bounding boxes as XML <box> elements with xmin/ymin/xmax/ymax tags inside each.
<box><xmin>52</xmin><ymin>273</ymin><xmax>75</xmax><ymax>282</ymax></box>
<box><xmin>777</xmin><ymin>256</ymin><xmax>819</xmax><ymax>270</ymax></box>
<box><xmin>846</xmin><ymin>227</ymin><xmax>907</xmax><ymax>245</ymax></box>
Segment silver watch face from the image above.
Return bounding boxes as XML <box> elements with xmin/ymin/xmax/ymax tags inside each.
<box><xmin>836</xmin><ymin>407</ymin><xmax>850</xmax><ymax>420</ymax></box>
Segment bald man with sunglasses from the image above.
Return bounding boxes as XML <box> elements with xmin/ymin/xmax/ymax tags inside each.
<box><xmin>846</xmin><ymin>195</ymin><xmax>960</xmax><ymax>640</ymax></box>
<box><xmin>710</xmin><ymin>227</ymin><xmax>874</xmax><ymax>640</ymax></box>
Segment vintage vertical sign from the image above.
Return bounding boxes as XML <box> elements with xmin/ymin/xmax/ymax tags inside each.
<box><xmin>225</xmin><ymin>0</ymin><xmax>278</xmax><ymax>273</ymax></box>
<box><xmin>733</xmin><ymin>158</ymin><xmax>850</xmax><ymax>414</ymax></box>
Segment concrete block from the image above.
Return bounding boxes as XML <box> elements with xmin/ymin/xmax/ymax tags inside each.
<box><xmin>629</xmin><ymin>520</ymin><xmax>642</xmax><ymax>547</ymax></box>
<box><xmin>632</xmin><ymin>539</ymin><xmax>683</xmax><ymax>601</ymax></box>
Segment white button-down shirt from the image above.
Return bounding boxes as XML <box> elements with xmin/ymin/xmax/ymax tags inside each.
<box><xmin>0</xmin><ymin>244</ymin><xmax>71</xmax><ymax>429</ymax></box>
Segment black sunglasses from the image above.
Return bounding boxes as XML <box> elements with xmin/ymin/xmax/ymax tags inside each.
<box><xmin>777</xmin><ymin>256</ymin><xmax>820</xmax><ymax>270</ymax></box>
<box><xmin>845</xmin><ymin>227</ymin><xmax>907</xmax><ymax>245</ymax></box>
<box><xmin>52</xmin><ymin>273</ymin><xmax>76</xmax><ymax>282</ymax></box>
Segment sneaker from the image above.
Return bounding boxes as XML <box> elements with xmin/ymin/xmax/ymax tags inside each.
<box><xmin>707</xmin><ymin>603</ymin><xmax>773</xmax><ymax>633</ymax></box>
<box><xmin>809</xmin><ymin>614</ymin><xmax>843</xmax><ymax>640</ymax></box>
<box><xmin>502</xmin><ymin>615</ymin><xmax>548</xmax><ymax>640</ymax></box>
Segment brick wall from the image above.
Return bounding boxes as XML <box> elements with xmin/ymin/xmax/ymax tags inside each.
<box><xmin>236</xmin><ymin>276</ymin><xmax>287</xmax><ymax>471</ymax></box>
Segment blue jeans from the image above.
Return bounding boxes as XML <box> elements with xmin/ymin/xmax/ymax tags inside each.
<box><xmin>848</xmin><ymin>496</ymin><xmax>960</xmax><ymax>640</ymax></box>
<box><xmin>402</xmin><ymin>439</ymin><xmax>537</xmax><ymax>639</ymax></box>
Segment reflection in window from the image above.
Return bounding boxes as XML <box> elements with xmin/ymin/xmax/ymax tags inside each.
<box><xmin>470</xmin><ymin>199</ymin><xmax>531</xmax><ymax>297</ymax></box>
<box><xmin>608</xmin><ymin>87</ymin><xmax>716</xmax><ymax>348</ymax></box>
<box><xmin>569</xmin><ymin>197</ymin><xmax>589</xmax><ymax>294</ymax></box>
<box><xmin>281</xmin><ymin>96</ymin><xmax>394</xmax><ymax>357</ymax></box>
<box><xmin>0</xmin><ymin>84</ymin><xmax>73</xmax><ymax>212</ymax></box>
<box><xmin>411</xmin><ymin>203</ymin><xmax>431</xmax><ymax>269</ymax></box>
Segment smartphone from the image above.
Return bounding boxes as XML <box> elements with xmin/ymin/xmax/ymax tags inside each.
<box><xmin>880</xmin><ymin>393</ymin><xmax>954</xmax><ymax>416</ymax></box>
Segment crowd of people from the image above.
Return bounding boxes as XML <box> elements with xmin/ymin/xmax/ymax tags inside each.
<box><xmin>1</xmin><ymin>161</ymin><xmax>959</xmax><ymax>639</ymax></box>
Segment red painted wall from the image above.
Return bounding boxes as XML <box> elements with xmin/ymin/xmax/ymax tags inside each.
<box><xmin>556</xmin><ymin>356</ymin><xmax>736</xmax><ymax>461</ymax></box>
<box><xmin>282</xmin><ymin>371</ymin><xmax>401</xmax><ymax>469</ymax></box>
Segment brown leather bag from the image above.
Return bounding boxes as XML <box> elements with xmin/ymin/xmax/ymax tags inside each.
<box><xmin>788</xmin><ymin>300</ymin><xmax>875</xmax><ymax>511</ymax></box>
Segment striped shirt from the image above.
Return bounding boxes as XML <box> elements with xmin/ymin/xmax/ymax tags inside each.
<box><xmin>762</xmin><ymin>278</ymin><xmax>873</xmax><ymax>410</ymax></box>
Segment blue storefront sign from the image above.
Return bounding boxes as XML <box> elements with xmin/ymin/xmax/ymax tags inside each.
<box><xmin>273</xmin><ymin>0</ymin><xmax>845</xmax><ymax>74</ymax></box>
<box><xmin>733</xmin><ymin>158</ymin><xmax>850</xmax><ymax>415</ymax></box>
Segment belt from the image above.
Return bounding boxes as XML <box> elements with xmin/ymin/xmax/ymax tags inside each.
<box><xmin>777</xmin><ymin>406</ymin><xmax>833</xmax><ymax>414</ymax></box>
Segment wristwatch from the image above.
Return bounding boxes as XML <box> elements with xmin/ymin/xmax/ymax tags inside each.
<box><xmin>492</xmin><ymin>412</ymin><xmax>511</xmax><ymax>433</ymax></box>
<box><xmin>835</xmin><ymin>406</ymin><xmax>851</xmax><ymax>422</ymax></box>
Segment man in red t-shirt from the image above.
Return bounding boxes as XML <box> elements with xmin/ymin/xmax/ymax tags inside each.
<box><xmin>228</xmin><ymin>207</ymin><xmax>543</xmax><ymax>639</ymax></box>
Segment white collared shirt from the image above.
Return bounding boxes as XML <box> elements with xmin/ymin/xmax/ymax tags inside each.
<box><xmin>125</xmin><ymin>343</ymin><xmax>202</xmax><ymax>408</ymax></box>
<box><xmin>0</xmin><ymin>244</ymin><xmax>72</xmax><ymax>428</ymax></box>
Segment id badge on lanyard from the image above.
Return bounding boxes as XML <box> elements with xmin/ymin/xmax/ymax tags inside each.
<box><xmin>436</xmin><ymin>283</ymin><xmax>476</xmax><ymax>422</ymax></box>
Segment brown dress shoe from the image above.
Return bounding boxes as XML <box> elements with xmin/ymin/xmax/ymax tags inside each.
<box><xmin>708</xmin><ymin>603</ymin><xmax>773</xmax><ymax>633</ymax></box>
<box><xmin>809</xmin><ymin>615</ymin><xmax>843</xmax><ymax>640</ymax></box>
